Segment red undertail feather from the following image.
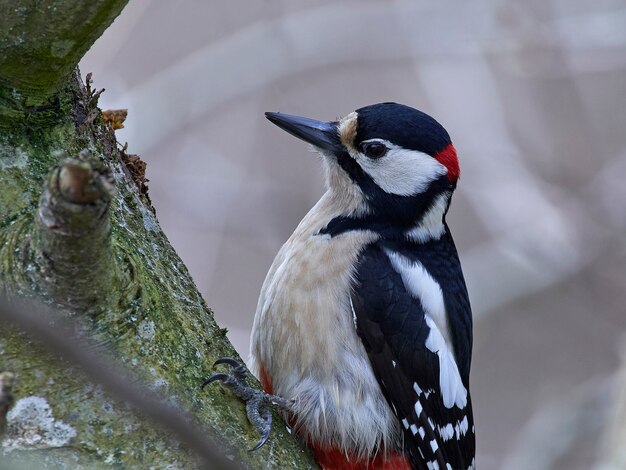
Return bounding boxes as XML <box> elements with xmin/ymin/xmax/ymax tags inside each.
<box><xmin>258</xmin><ymin>362</ymin><xmax>273</xmax><ymax>395</ymax></box>
<box><xmin>311</xmin><ymin>446</ymin><xmax>411</xmax><ymax>470</ymax></box>
<box><xmin>435</xmin><ymin>143</ymin><xmax>460</xmax><ymax>182</ymax></box>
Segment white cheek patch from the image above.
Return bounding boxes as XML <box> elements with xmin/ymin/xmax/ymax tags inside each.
<box><xmin>354</xmin><ymin>141</ymin><xmax>448</xmax><ymax>196</ymax></box>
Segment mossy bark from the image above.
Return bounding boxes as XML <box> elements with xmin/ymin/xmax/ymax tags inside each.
<box><xmin>0</xmin><ymin>1</ymin><xmax>315</xmax><ymax>468</ymax></box>
<box><xmin>0</xmin><ymin>0</ymin><xmax>128</xmax><ymax>123</ymax></box>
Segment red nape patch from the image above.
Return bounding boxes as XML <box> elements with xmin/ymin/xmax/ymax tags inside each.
<box><xmin>258</xmin><ymin>363</ymin><xmax>273</xmax><ymax>395</ymax></box>
<box><xmin>311</xmin><ymin>446</ymin><xmax>411</xmax><ymax>470</ymax></box>
<box><xmin>435</xmin><ymin>144</ymin><xmax>460</xmax><ymax>182</ymax></box>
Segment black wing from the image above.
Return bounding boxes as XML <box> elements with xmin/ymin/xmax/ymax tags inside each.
<box><xmin>351</xmin><ymin>241</ymin><xmax>475</xmax><ymax>470</ymax></box>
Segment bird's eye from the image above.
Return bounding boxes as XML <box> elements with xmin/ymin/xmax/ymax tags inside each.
<box><xmin>360</xmin><ymin>142</ymin><xmax>388</xmax><ymax>159</ymax></box>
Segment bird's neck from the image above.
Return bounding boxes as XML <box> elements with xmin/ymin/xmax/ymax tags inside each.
<box><xmin>319</xmin><ymin>189</ymin><xmax>452</xmax><ymax>244</ymax></box>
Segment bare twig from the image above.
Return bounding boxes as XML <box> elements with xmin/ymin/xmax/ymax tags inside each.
<box><xmin>0</xmin><ymin>296</ymin><xmax>239</xmax><ymax>470</ymax></box>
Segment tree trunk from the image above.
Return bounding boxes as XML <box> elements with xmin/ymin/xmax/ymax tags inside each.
<box><xmin>0</xmin><ymin>1</ymin><xmax>314</xmax><ymax>468</ymax></box>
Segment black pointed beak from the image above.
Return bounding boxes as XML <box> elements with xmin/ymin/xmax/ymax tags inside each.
<box><xmin>265</xmin><ymin>112</ymin><xmax>343</xmax><ymax>154</ymax></box>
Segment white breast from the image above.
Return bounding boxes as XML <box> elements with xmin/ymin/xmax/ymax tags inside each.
<box><xmin>250</xmin><ymin>192</ymin><xmax>400</xmax><ymax>457</ymax></box>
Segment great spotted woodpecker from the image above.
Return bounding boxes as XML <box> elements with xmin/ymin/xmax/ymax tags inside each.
<box><xmin>206</xmin><ymin>103</ymin><xmax>475</xmax><ymax>470</ymax></box>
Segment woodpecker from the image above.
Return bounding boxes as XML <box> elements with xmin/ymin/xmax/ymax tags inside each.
<box><xmin>206</xmin><ymin>102</ymin><xmax>475</xmax><ymax>470</ymax></box>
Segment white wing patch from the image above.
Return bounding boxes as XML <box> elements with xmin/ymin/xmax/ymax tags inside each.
<box><xmin>385</xmin><ymin>251</ymin><xmax>450</xmax><ymax>346</ymax></box>
<box><xmin>438</xmin><ymin>423</ymin><xmax>455</xmax><ymax>441</ymax></box>
<box><xmin>385</xmin><ymin>250</ymin><xmax>468</xmax><ymax>410</ymax></box>
<box><xmin>457</xmin><ymin>415</ymin><xmax>469</xmax><ymax>437</ymax></box>
<box><xmin>424</xmin><ymin>316</ymin><xmax>468</xmax><ymax>409</ymax></box>
<box><xmin>427</xmin><ymin>461</ymin><xmax>439</xmax><ymax>470</ymax></box>
<box><xmin>430</xmin><ymin>439</ymin><xmax>439</xmax><ymax>453</ymax></box>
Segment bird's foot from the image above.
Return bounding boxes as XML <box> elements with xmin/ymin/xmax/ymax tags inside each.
<box><xmin>203</xmin><ymin>357</ymin><xmax>293</xmax><ymax>451</ymax></box>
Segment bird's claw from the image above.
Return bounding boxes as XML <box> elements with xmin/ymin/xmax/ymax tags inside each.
<box><xmin>201</xmin><ymin>372</ymin><xmax>230</xmax><ymax>389</ymax></box>
<box><xmin>246</xmin><ymin>393</ymin><xmax>273</xmax><ymax>451</ymax></box>
<box><xmin>213</xmin><ymin>357</ymin><xmax>247</xmax><ymax>375</ymax></box>
<box><xmin>203</xmin><ymin>357</ymin><xmax>290</xmax><ymax>451</ymax></box>
<box><xmin>203</xmin><ymin>357</ymin><xmax>248</xmax><ymax>387</ymax></box>
<box><xmin>250</xmin><ymin>428</ymin><xmax>271</xmax><ymax>452</ymax></box>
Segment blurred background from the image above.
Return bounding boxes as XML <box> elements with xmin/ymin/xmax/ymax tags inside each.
<box><xmin>80</xmin><ymin>1</ymin><xmax>626</xmax><ymax>468</ymax></box>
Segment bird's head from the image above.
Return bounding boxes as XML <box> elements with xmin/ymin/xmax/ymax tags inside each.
<box><xmin>266</xmin><ymin>103</ymin><xmax>459</xmax><ymax>236</ymax></box>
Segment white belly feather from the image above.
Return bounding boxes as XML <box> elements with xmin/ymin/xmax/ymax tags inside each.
<box><xmin>250</xmin><ymin>194</ymin><xmax>400</xmax><ymax>456</ymax></box>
